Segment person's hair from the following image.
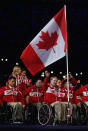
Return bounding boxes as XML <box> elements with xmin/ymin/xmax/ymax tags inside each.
<box><xmin>74</xmin><ymin>83</ymin><xmax>81</xmax><ymax>91</ymax></box>
<box><xmin>21</xmin><ymin>68</ymin><xmax>26</xmax><ymax>72</ymax></box>
<box><xmin>50</xmin><ymin>76</ymin><xmax>58</xmax><ymax>82</ymax></box>
<box><xmin>12</xmin><ymin>66</ymin><xmax>21</xmax><ymax>74</ymax></box>
<box><xmin>63</xmin><ymin>79</ymin><xmax>72</xmax><ymax>85</ymax></box>
<box><xmin>9</xmin><ymin>76</ymin><xmax>16</xmax><ymax>81</ymax></box>
<box><xmin>35</xmin><ymin>78</ymin><xmax>42</xmax><ymax>83</ymax></box>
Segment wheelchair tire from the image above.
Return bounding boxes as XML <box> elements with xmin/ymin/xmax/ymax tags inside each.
<box><xmin>76</xmin><ymin>103</ymin><xmax>87</xmax><ymax>124</ymax></box>
<box><xmin>24</xmin><ymin>104</ymin><xmax>38</xmax><ymax>124</ymax></box>
<box><xmin>38</xmin><ymin>103</ymin><xmax>54</xmax><ymax>125</ymax></box>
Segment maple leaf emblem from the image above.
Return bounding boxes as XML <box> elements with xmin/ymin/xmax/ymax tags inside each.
<box><xmin>36</xmin><ymin>31</ymin><xmax>59</xmax><ymax>53</ymax></box>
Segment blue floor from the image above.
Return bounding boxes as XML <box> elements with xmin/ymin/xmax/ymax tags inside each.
<box><xmin>0</xmin><ymin>124</ymin><xmax>88</xmax><ymax>130</ymax></box>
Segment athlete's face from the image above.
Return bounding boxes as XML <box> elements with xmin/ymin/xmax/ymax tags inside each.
<box><xmin>9</xmin><ymin>78</ymin><xmax>16</xmax><ymax>87</ymax></box>
<box><xmin>35</xmin><ymin>80</ymin><xmax>43</xmax><ymax>88</ymax></box>
<box><xmin>50</xmin><ymin>78</ymin><xmax>58</xmax><ymax>87</ymax></box>
<box><xmin>57</xmin><ymin>80</ymin><xmax>61</xmax><ymax>87</ymax></box>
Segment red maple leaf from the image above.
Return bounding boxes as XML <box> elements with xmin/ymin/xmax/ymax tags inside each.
<box><xmin>36</xmin><ymin>31</ymin><xmax>59</xmax><ymax>53</ymax></box>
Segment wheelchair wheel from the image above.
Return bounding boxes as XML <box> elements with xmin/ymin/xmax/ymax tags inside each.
<box><xmin>38</xmin><ymin>103</ymin><xmax>54</xmax><ymax>125</ymax></box>
<box><xmin>0</xmin><ymin>104</ymin><xmax>13</xmax><ymax>124</ymax></box>
<box><xmin>24</xmin><ymin>103</ymin><xmax>38</xmax><ymax>124</ymax></box>
<box><xmin>76</xmin><ymin>103</ymin><xmax>87</xmax><ymax>124</ymax></box>
<box><xmin>6</xmin><ymin>105</ymin><xmax>13</xmax><ymax>123</ymax></box>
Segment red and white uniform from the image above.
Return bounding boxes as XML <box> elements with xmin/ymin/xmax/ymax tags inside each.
<box><xmin>60</xmin><ymin>87</ymin><xmax>74</xmax><ymax>104</ymax></box>
<box><xmin>22</xmin><ymin>76</ymin><xmax>31</xmax><ymax>86</ymax></box>
<box><xmin>42</xmin><ymin>77</ymin><xmax>50</xmax><ymax>91</ymax></box>
<box><xmin>15</xmin><ymin>75</ymin><xmax>32</xmax><ymax>94</ymax></box>
<box><xmin>7</xmin><ymin>74</ymin><xmax>22</xmax><ymax>91</ymax></box>
<box><xmin>44</xmin><ymin>86</ymin><xmax>58</xmax><ymax>104</ymax></box>
<box><xmin>16</xmin><ymin>75</ymin><xmax>24</xmax><ymax>92</ymax></box>
<box><xmin>24</xmin><ymin>77</ymin><xmax>49</xmax><ymax>104</ymax></box>
<box><xmin>24</xmin><ymin>85</ymin><xmax>44</xmax><ymax>104</ymax></box>
<box><xmin>75</xmin><ymin>84</ymin><xmax>88</xmax><ymax>103</ymax></box>
<box><xmin>7</xmin><ymin>74</ymin><xmax>29</xmax><ymax>94</ymax></box>
<box><xmin>0</xmin><ymin>85</ymin><xmax>24</xmax><ymax>105</ymax></box>
<box><xmin>57</xmin><ymin>87</ymin><xmax>65</xmax><ymax>102</ymax></box>
<box><xmin>44</xmin><ymin>85</ymin><xmax>74</xmax><ymax>104</ymax></box>
<box><xmin>73</xmin><ymin>90</ymin><xmax>82</xmax><ymax>104</ymax></box>
<box><xmin>70</xmin><ymin>77</ymin><xmax>77</xmax><ymax>86</ymax></box>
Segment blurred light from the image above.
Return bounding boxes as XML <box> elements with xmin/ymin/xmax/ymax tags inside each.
<box><xmin>60</xmin><ymin>72</ymin><xmax>62</xmax><ymax>74</ymax></box>
<box><xmin>51</xmin><ymin>71</ymin><xmax>53</xmax><ymax>74</ymax></box>
<box><xmin>76</xmin><ymin>73</ymin><xmax>78</xmax><ymax>76</ymax></box>
<box><xmin>16</xmin><ymin>63</ymin><xmax>19</xmax><ymax>65</ymax></box>
<box><xmin>80</xmin><ymin>72</ymin><xmax>82</xmax><ymax>75</ymax></box>
<box><xmin>41</xmin><ymin>74</ymin><xmax>45</xmax><ymax>77</ymax></box>
<box><xmin>63</xmin><ymin>75</ymin><xmax>65</xmax><ymax>79</ymax></box>
<box><xmin>1</xmin><ymin>58</ymin><xmax>4</xmax><ymax>61</ymax></box>
<box><xmin>5</xmin><ymin>59</ymin><xmax>8</xmax><ymax>62</ymax></box>
<box><xmin>42</xmin><ymin>72</ymin><xmax>44</xmax><ymax>75</ymax></box>
<box><xmin>69</xmin><ymin>72</ymin><xmax>71</xmax><ymax>74</ymax></box>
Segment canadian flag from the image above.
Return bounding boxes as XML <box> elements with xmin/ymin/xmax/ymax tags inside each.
<box><xmin>20</xmin><ymin>6</ymin><xmax>68</xmax><ymax>76</ymax></box>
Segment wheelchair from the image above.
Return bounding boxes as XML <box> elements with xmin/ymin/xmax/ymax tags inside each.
<box><xmin>24</xmin><ymin>103</ymin><xmax>55</xmax><ymax>125</ymax></box>
<box><xmin>38</xmin><ymin>103</ymin><xmax>73</xmax><ymax>125</ymax></box>
<box><xmin>38</xmin><ymin>103</ymin><xmax>55</xmax><ymax>125</ymax></box>
<box><xmin>76</xmin><ymin>102</ymin><xmax>88</xmax><ymax>125</ymax></box>
<box><xmin>0</xmin><ymin>101</ymin><xmax>13</xmax><ymax>124</ymax></box>
<box><xmin>23</xmin><ymin>103</ymin><xmax>38</xmax><ymax>124</ymax></box>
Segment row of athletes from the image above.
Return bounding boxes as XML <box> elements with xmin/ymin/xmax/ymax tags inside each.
<box><xmin>0</xmin><ymin>66</ymin><xmax>88</xmax><ymax>123</ymax></box>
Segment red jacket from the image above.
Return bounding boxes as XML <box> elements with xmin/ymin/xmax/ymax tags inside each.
<box><xmin>0</xmin><ymin>85</ymin><xmax>24</xmax><ymax>104</ymax></box>
<box><xmin>75</xmin><ymin>84</ymin><xmax>88</xmax><ymax>102</ymax></box>
<box><xmin>24</xmin><ymin>77</ymin><xmax>49</xmax><ymax>104</ymax></box>
<box><xmin>44</xmin><ymin>86</ymin><xmax>57</xmax><ymax>104</ymax></box>
<box><xmin>60</xmin><ymin>87</ymin><xmax>74</xmax><ymax>104</ymax></box>
<box><xmin>44</xmin><ymin>85</ymin><xmax>74</xmax><ymax>104</ymax></box>
<box><xmin>56</xmin><ymin>87</ymin><xmax>64</xmax><ymax>102</ymax></box>
<box><xmin>8</xmin><ymin>74</ymin><xmax>28</xmax><ymax>94</ymax></box>
<box><xmin>24</xmin><ymin>85</ymin><xmax>44</xmax><ymax>104</ymax></box>
<box><xmin>73</xmin><ymin>91</ymin><xmax>81</xmax><ymax>104</ymax></box>
<box><xmin>42</xmin><ymin>77</ymin><xmax>50</xmax><ymax>91</ymax></box>
<box><xmin>70</xmin><ymin>77</ymin><xmax>77</xmax><ymax>85</ymax></box>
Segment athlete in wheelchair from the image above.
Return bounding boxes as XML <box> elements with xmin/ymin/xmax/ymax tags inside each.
<box><xmin>23</xmin><ymin>77</ymin><xmax>47</xmax><ymax>124</ymax></box>
<box><xmin>23</xmin><ymin>71</ymin><xmax>50</xmax><ymax>124</ymax></box>
<box><xmin>23</xmin><ymin>71</ymin><xmax>59</xmax><ymax>125</ymax></box>
<box><xmin>38</xmin><ymin>77</ymin><xmax>73</xmax><ymax>125</ymax></box>
<box><xmin>24</xmin><ymin>71</ymin><xmax>75</xmax><ymax>125</ymax></box>
<box><xmin>0</xmin><ymin>76</ymin><xmax>25</xmax><ymax>123</ymax></box>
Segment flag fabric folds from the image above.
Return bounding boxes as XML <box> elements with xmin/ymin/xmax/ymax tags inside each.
<box><xmin>20</xmin><ymin>6</ymin><xmax>68</xmax><ymax>76</ymax></box>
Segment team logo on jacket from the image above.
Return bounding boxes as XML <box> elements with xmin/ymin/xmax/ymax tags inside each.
<box><xmin>83</xmin><ymin>91</ymin><xmax>88</xmax><ymax>96</ymax></box>
<box><xmin>46</xmin><ymin>87</ymin><xmax>56</xmax><ymax>94</ymax></box>
<box><xmin>4</xmin><ymin>90</ymin><xmax>18</xmax><ymax>96</ymax></box>
<box><xmin>29</xmin><ymin>92</ymin><xmax>42</xmax><ymax>97</ymax></box>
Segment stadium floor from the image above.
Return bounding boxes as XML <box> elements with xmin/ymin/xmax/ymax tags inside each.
<box><xmin>0</xmin><ymin>124</ymin><xmax>88</xmax><ymax>130</ymax></box>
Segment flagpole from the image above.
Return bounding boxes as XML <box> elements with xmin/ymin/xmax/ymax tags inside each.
<box><xmin>66</xmin><ymin>49</ymin><xmax>69</xmax><ymax>104</ymax></box>
<box><xmin>64</xmin><ymin>5</ymin><xmax>69</xmax><ymax>105</ymax></box>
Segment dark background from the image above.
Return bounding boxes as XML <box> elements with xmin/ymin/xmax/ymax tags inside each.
<box><xmin>0</xmin><ymin>0</ymin><xmax>88</xmax><ymax>85</ymax></box>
